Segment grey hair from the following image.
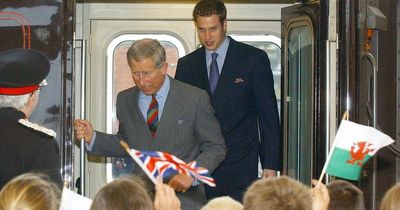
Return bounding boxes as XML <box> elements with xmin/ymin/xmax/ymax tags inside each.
<box><xmin>126</xmin><ymin>38</ymin><xmax>166</xmax><ymax>69</ymax></box>
<box><xmin>0</xmin><ymin>93</ymin><xmax>30</xmax><ymax>110</ymax></box>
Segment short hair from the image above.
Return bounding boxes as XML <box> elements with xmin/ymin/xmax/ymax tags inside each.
<box><xmin>200</xmin><ymin>196</ymin><xmax>243</xmax><ymax>210</ymax></box>
<box><xmin>0</xmin><ymin>173</ymin><xmax>61</xmax><ymax>210</ymax></box>
<box><xmin>193</xmin><ymin>0</ymin><xmax>227</xmax><ymax>23</ymax></box>
<box><xmin>243</xmin><ymin>176</ymin><xmax>312</xmax><ymax>210</ymax></box>
<box><xmin>90</xmin><ymin>175</ymin><xmax>153</xmax><ymax>210</ymax></box>
<box><xmin>327</xmin><ymin>180</ymin><xmax>365</xmax><ymax>210</ymax></box>
<box><xmin>379</xmin><ymin>183</ymin><xmax>400</xmax><ymax>210</ymax></box>
<box><xmin>126</xmin><ymin>38</ymin><xmax>166</xmax><ymax>69</ymax></box>
<box><xmin>0</xmin><ymin>93</ymin><xmax>30</xmax><ymax>110</ymax></box>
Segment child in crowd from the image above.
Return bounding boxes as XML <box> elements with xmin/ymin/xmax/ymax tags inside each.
<box><xmin>90</xmin><ymin>175</ymin><xmax>180</xmax><ymax>210</ymax></box>
<box><xmin>326</xmin><ymin>180</ymin><xmax>365</xmax><ymax>210</ymax></box>
<box><xmin>379</xmin><ymin>183</ymin><xmax>400</xmax><ymax>210</ymax></box>
<box><xmin>243</xmin><ymin>176</ymin><xmax>313</xmax><ymax>210</ymax></box>
<box><xmin>200</xmin><ymin>196</ymin><xmax>243</xmax><ymax>210</ymax></box>
<box><xmin>0</xmin><ymin>173</ymin><xmax>61</xmax><ymax>210</ymax></box>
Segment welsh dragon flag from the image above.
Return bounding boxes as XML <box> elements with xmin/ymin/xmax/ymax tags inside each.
<box><xmin>325</xmin><ymin>120</ymin><xmax>394</xmax><ymax>180</ymax></box>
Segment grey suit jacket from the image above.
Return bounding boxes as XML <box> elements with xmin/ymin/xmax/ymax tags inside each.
<box><xmin>91</xmin><ymin>77</ymin><xmax>226</xmax><ymax>210</ymax></box>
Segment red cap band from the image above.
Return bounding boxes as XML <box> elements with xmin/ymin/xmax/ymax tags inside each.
<box><xmin>0</xmin><ymin>85</ymin><xmax>39</xmax><ymax>95</ymax></box>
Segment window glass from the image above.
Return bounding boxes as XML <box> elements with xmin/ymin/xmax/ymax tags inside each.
<box><xmin>286</xmin><ymin>23</ymin><xmax>313</xmax><ymax>184</ymax></box>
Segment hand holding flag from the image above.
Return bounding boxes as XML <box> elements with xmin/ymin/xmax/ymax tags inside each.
<box><xmin>120</xmin><ymin>141</ymin><xmax>216</xmax><ymax>187</ymax></box>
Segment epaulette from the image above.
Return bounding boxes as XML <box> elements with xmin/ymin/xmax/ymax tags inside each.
<box><xmin>18</xmin><ymin>119</ymin><xmax>57</xmax><ymax>137</ymax></box>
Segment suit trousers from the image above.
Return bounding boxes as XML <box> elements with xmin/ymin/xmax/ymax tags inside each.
<box><xmin>205</xmin><ymin>150</ymin><xmax>258</xmax><ymax>202</ymax></box>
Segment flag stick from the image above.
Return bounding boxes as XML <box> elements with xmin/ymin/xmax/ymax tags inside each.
<box><xmin>119</xmin><ymin>140</ymin><xmax>157</xmax><ymax>184</ymax></box>
<box><xmin>318</xmin><ymin>111</ymin><xmax>349</xmax><ymax>184</ymax></box>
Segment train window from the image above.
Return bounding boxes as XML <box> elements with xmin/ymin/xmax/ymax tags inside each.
<box><xmin>105</xmin><ymin>34</ymin><xmax>185</xmax><ymax>182</ymax></box>
<box><xmin>285</xmin><ymin>21</ymin><xmax>313</xmax><ymax>184</ymax></box>
<box><xmin>229</xmin><ymin>34</ymin><xmax>281</xmax><ymax>115</ymax></box>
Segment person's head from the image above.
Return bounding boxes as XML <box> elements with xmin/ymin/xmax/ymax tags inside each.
<box><xmin>0</xmin><ymin>48</ymin><xmax>50</xmax><ymax>117</ymax></box>
<box><xmin>126</xmin><ymin>38</ymin><xmax>168</xmax><ymax>96</ymax></box>
<box><xmin>243</xmin><ymin>176</ymin><xmax>312</xmax><ymax>210</ymax></box>
<box><xmin>200</xmin><ymin>196</ymin><xmax>243</xmax><ymax>210</ymax></box>
<box><xmin>379</xmin><ymin>183</ymin><xmax>400</xmax><ymax>210</ymax></box>
<box><xmin>326</xmin><ymin>180</ymin><xmax>365</xmax><ymax>210</ymax></box>
<box><xmin>0</xmin><ymin>173</ymin><xmax>61</xmax><ymax>210</ymax></box>
<box><xmin>192</xmin><ymin>0</ymin><xmax>227</xmax><ymax>51</ymax></box>
<box><xmin>90</xmin><ymin>175</ymin><xmax>154</xmax><ymax>210</ymax></box>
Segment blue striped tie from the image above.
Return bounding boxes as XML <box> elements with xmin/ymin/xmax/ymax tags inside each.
<box><xmin>209</xmin><ymin>52</ymin><xmax>219</xmax><ymax>95</ymax></box>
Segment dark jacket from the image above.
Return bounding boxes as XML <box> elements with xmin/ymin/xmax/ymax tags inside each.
<box><xmin>176</xmin><ymin>37</ymin><xmax>282</xmax><ymax>199</ymax></box>
<box><xmin>0</xmin><ymin>107</ymin><xmax>62</xmax><ymax>189</ymax></box>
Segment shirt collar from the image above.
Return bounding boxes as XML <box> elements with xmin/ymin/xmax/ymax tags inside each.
<box><xmin>206</xmin><ymin>36</ymin><xmax>230</xmax><ymax>58</ymax></box>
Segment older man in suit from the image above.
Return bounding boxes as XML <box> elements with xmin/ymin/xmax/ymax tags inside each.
<box><xmin>175</xmin><ymin>0</ymin><xmax>282</xmax><ymax>202</ymax></box>
<box><xmin>74</xmin><ymin>38</ymin><xmax>226</xmax><ymax>210</ymax></box>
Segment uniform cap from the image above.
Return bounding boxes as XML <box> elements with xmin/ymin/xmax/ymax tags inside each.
<box><xmin>0</xmin><ymin>48</ymin><xmax>50</xmax><ymax>95</ymax></box>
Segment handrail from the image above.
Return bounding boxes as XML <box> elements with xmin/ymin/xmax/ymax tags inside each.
<box><xmin>74</xmin><ymin>39</ymin><xmax>87</xmax><ymax>196</ymax></box>
<box><xmin>363</xmin><ymin>51</ymin><xmax>377</xmax><ymax>210</ymax></box>
<box><xmin>363</xmin><ymin>52</ymin><xmax>400</xmax><ymax>157</ymax></box>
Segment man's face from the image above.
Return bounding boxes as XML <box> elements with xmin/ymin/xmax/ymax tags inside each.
<box><xmin>195</xmin><ymin>15</ymin><xmax>227</xmax><ymax>51</ymax></box>
<box><xmin>130</xmin><ymin>58</ymin><xmax>167</xmax><ymax>96</ymax></box>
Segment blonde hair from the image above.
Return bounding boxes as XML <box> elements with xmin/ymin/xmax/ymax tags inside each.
<box><xmin>0</xmin><ymin>173</ymin><xmax>61</xmax><ymax>210</ymax></box>
<box><xmin>379</xmin><ymin>183</ymin><xmax>400</xmax><ymax>210</ymax></box>
<box><xmin>243</xmin><ymin>176</ymin><xmax>312</xmax><ymax>210</ymax></box>
<box><xmin>200</xmin><ymin>196</ymin><xmax>243</xmax><ymax>210</ymax></box>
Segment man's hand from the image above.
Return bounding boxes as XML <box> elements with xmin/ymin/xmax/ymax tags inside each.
<box><xmin>73</xmin><ymin>119</ymin><xmax>94</xmax><ymax>144</ymax></box>
<box><xmin>167</xmin><ymin>174</ymin><xmax>194</xmax><ymax>193</ymax></box>
<box><xmin>262</xmin><ymin>169</ymin><xmax>277</xmax><ymax>178</ymax></box>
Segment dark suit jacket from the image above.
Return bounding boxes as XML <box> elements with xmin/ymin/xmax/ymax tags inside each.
<box><xmin>91</xmin><ymin>77</ymin><xmax>226</xmax><ymax>210</ymax></box>
<box><xmin>0</xmin><ymin>107</ymin><xmax>62</xmax><ymax>189</ymax></box>
<box><xmin>176</xmin><ymin>37</ymin><xmax>282</xmax><ymax>180</ymax></box>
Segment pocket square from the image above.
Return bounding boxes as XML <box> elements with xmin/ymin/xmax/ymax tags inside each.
<box><xmin>234</xmin><ymin>78</ymin><xmax>244</xmax><ymax>83</ymax></box>
<box><xmin>178</xmin><ymin>119</ymin><xmax>184</xmax><ymax>124</ymax></box>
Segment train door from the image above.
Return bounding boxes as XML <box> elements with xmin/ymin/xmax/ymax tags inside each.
<box><xmin>281</xmin><ymin>1</ymin><xmax>333</xmax><ymax>185</ymax></box>
<box><xmin>339</xmin><ymin>1</ymin><xmax>398</xmax><ymax>210</ymax></box>
<box><xmin>75</xmin><ymin>2</ymin><xmax>289</xmax><ymax>198</ymax></box>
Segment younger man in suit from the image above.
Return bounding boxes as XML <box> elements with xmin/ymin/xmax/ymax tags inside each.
<box><xmin>74</xmin><ymin>38</ymin><xmax>226</xmax><ymax>210</ymax></box>
<box><xmin>175</xmin><ymin>0</ymin><xmax>281</xmax><ymax>201</ymax></box>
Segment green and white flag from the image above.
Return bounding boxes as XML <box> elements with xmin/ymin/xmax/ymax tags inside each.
<box><xmin>325</xmin><ymin>120</ymin><xmax>394</xmax><ymax>180</ymax></box>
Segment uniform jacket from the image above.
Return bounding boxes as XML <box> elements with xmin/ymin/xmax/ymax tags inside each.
<box><xmin>91</xmin><ymin>77</ymin><xmax>226</xmax><ymax>210</ymax></box>
<box><xmin>0</xmin><ymin>107</ymin><xmax>62</xmax><ymax>189</ymax></box>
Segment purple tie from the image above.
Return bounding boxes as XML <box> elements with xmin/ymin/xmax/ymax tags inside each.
<box><xmin>209</xmin><ymin>52</ymin><xmax>219</xmax><ymax>95</ymax></box>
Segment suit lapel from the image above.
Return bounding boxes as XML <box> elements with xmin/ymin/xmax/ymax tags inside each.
<box><xmin>127</xmin><ymin>88</ymin><xmax>153</xmax><ymax>139</ymax></box>
<box><xmin>195</xmin><ymin>48</ymin><xmax>212</xmax><ymax>95</ymax></box>
<box><xmin>151</xmin><ymin>78</ymin><xmax>183</xmax><ymax>147</ymax></box>
<box><xmin>213</xmin><ymin>37</ymin><xmax>241</xmax><ymax>97</ymax></box>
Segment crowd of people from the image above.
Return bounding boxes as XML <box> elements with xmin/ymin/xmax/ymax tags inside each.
<box><xmin>1</xmin><ymin>172</ymin><xmax>400</xmax><ymax>210</ymax></box>
<box><xmin>0</xmin><ymin>0</ymin><xmax>399</xmax><ymax>210</ymax></box>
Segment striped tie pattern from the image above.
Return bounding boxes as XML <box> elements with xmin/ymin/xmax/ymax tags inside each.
<box><xmin>147</xmin><ymin>94</ymin><xmax>159</xmax><ymax>137</ymax></box>
<box><xmin>209</xmin><ymin>52</ymin><xmax>219</xmax><ymax>95</ymax></box>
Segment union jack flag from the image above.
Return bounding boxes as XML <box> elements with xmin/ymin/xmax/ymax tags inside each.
<box><xmin>127</xmin><ymin>148</ymin><xmax>216</xmax><ymax>187</ymax></box>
